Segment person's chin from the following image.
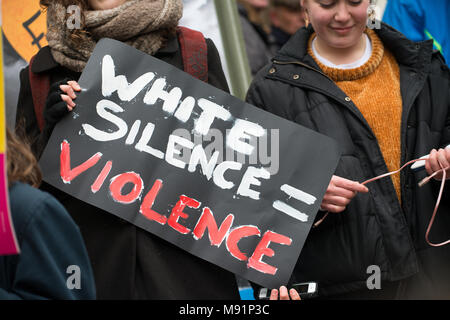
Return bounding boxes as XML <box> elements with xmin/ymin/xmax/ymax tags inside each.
<box><xmin>328</xmin><ymin>39</ymin><xmax>357</xmax><ymax>50</ymax></box>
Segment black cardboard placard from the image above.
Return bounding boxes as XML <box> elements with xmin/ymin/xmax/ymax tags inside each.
<box><xmin>40</xmin><ymin>39</ymin><xmax>340</xmax><ymax>289</ymax></box>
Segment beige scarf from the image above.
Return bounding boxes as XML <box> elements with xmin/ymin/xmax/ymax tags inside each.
<box><xmin>46</xmin><ymin>0</ymin><xmax>183</xmax><ymax>72</ymax></box>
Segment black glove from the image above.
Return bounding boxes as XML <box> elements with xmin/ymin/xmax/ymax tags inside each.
<box><xmin>35</xmin><ymin>78</ymin><xmax>75</xmax><ymax>159</ymax></box>
<box><xmin>43</xmin><ymin>78</ymin><xmax>73</xmax><ymax>130</ymax></box>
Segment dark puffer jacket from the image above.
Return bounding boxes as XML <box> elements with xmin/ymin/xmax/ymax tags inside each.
<box><xmin>246</xmin><ymin>23</ymin><xmax>450</xmax><ymax>298</ymax></box>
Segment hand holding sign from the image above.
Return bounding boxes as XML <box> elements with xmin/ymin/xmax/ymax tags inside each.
<box><xmin>43</xmin><ymin>79</ymin><xmax>81</xmax><ymax>134</ymax></box>
<box><xmin>59</xmin><ymin>81</ymin><xmax>82</xmax><ymax>111</ymax></box>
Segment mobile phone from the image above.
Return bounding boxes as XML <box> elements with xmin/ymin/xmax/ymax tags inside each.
<box><xmin>258</xmin><ymin>282</ymin><xmax>318</xmax><ymax>300</ymax></box>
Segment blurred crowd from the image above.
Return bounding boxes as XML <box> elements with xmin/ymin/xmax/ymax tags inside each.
<box><xmin>237</xmin><ymin>0</ymin><xmax>306</xmax><ymax>76</ymax></box>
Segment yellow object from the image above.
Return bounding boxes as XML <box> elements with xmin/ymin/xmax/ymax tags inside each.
<box><xmin>308</xmin><ymin>29</ymin><xmax>403</xmax><ymax>201</ymax></box>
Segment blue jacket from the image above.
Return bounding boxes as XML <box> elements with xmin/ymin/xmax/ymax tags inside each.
<box><xmin>0</xmin><ymin>182</ymin><xmax>95</xmax><ymax>299</ymax></box>
<box><xmin>383</xmin><ymin>0</ymin><xmax>450</xmax><ymax>63</ymax></box>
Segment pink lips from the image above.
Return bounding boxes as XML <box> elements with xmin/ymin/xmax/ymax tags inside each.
<box><xmin>332</xmin><ymin>26</ymin><xmax>354</xmax><ymax>34</ymax></box>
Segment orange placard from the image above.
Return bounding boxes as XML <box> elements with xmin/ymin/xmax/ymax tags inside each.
<box><xmin>2</xmin><ymin>0</ymin><xmax>47</xmax><ymax>62</ymax></box>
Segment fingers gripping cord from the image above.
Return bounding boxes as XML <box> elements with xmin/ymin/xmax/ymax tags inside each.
<box><xmin>313</xmin><ymin>158</ymin><xmax>450</xmax><ymax>247</ymax></box>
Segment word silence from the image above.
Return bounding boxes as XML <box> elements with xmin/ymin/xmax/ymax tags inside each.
<box><xmin>40</xmin><ymin>39</ymin><xmax>340</xmax><ymax>288</ymax></box>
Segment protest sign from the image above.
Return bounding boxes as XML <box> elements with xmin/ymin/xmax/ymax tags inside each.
<box><xmin>40</xmin><ymin>38</ymin><xmax>340</xmax><ymax>288</ymax></box>
<box><xmin>0</xmin><ymin>18</ymin><xmax>19</xmax><ymax>256</ymax></box>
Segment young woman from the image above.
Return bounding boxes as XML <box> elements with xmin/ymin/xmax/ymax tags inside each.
<box><xmin>0</xmin><ymin>128</ymin><xmax>95</xmax><ymax>299</ymax></box>
<box><xmin>15</xmin><ymin>0</ymin><xmax>239</xmax><ymax>299</ymax></box>
<box><xmin>246</xmin><ymin>0</ymin><xmax>450</xmax><ymax>299</ymax></box>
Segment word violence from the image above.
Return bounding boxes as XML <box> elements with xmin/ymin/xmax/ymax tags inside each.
<box><xmin>60</xmin><ymin>140</ymin><xmax>293</xmax><ymax>275</ymax></box>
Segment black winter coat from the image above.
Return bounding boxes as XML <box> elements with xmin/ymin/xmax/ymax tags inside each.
<box><xmin>246</xmin><ymin>23</ymin><xmax>450</xmax><ymax>298</ymax></box>
<box><xmin>16</xmin><ymin>36</ymin><xmax>240</xmax><ymax>299</ymax></box>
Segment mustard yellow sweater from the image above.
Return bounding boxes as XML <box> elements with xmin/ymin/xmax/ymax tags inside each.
<box><xmin>308</xmin><ymin>29</ymin><xmax>403</xmax><ymax>201</ymax></box>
